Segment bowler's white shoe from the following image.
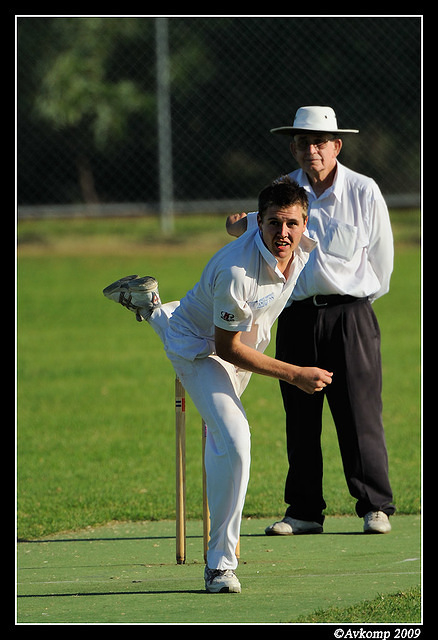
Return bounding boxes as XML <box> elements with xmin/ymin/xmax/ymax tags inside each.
<box><xmin>265</xmin><ymin>516</ymin><xmax>323</xmax><ymax>536</ymax></box>
<box><xmin>363</xmin><ymin>511</ymin><xmax>391</xmax><ymax>534</ymax></box>
<box><xmin>204</xmin><ymin>567</ymin><xmax>241</xmax><ymax>593</ymax></box>
<box><xmin>103</xmin><ymin>275</ymin><xmax>161</xmax><ymax>322</ymax></box>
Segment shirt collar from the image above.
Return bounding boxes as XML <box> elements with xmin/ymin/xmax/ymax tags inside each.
<box><xmin>255</xmin><ymin>229</ymin><xmax>279</xmax><ymax>274</ymax></box>
<box><xmin>331</xmin><ymin>161</ymin><xmax>345</xmax><ymax>202</ymax></box>
<box><xmin>299</xmin><ymin>161</ymin><xmax>344</xmax><ymax>203</ymax></box>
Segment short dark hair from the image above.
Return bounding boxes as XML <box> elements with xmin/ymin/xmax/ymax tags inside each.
<box><xmin>258</xmin><ymin>175</ymin><xmax>308</xmax><ymax>221</ymax></box>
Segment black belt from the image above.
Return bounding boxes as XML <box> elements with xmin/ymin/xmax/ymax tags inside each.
<box><xmin>292</xmin><ymin>295</ymin><xmax>367</xmax><ymax>307</ymax></box>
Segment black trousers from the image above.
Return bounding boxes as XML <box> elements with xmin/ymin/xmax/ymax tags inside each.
<box><xmin>276</xmin><ymin>297</ymin><xmax>395</xmax><ymax>524</ymax></box>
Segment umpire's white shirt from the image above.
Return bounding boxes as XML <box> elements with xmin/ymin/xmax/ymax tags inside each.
<box><xmin>165</xmin><ymin>226</ymin><xmax>316</xmax><ymax>362</ymax></box>
<box><xmin>246</xmin><ymin>161</ymin><xmax>394</xmax><ymax>303</ymax></box>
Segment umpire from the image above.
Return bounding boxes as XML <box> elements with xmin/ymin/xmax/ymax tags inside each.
<box><xmin>227</xmin><ymin>106</ymin><xmax>395</xmax><ymax>534</ymax></box>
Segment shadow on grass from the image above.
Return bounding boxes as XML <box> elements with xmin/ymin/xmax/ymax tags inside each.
<box><xmin>18</xmin><ymin>530</ymin><xmax>366</xmax><ymax>545</ymax></box>
<box><xmin>18</xmin><ymin>590</ymin><xmax>207</xmax><ymax>598</ymax></box>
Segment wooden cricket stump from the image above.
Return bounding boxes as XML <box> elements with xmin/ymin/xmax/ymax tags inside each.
<box><xmin>175</xmin><ymin>376</ymin><xmax>240</xmax><ymax>565</ymax></box>
<box><xmin>175</xmin><ymin>376</ymin><xmax>186</xmax><ymax>564</ymax></box>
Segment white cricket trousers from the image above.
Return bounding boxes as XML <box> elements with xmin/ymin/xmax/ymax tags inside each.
<box><xmin>149</xmin><ymin>302</ymin><xmax>252</xmax><ymax>570</ymax></box>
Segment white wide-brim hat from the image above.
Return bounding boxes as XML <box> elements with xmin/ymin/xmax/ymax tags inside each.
<box><xmin>270</xmin><ymin>106</ymin><xmax>359</xmax><ymax>136</ymax></box>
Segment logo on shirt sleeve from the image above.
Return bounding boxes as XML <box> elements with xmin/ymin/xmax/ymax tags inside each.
<box><xmin>220</xmin><ymin>311</ymin><xmax>235</xmax><ymax>322</ymax></box>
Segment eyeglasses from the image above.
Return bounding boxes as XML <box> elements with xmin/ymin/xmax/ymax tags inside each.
<box><xmin>293</xmin><ymin>137</ymin><xmax>336</xmax><ymax>151</ymax></box>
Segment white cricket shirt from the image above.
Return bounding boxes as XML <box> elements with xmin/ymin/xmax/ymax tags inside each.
<box><xmin>165</xmin><ymin>227</ymin><xmax>316</xmax><ymax>361</ymax></box>
<box><xmin>246</xmin><ymin>161</ymin><xmax>394</xmax><ymax>303</ymax></box>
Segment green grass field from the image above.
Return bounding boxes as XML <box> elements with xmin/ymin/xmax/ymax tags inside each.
<box><xmin>17</xmin><ymin>516</ymin><xmax>421</xmax><ymax>624</ymax></box>
<box><xmin>16</xmin><ymin>210</ymin><xmax>421</xmax><ymax>624</ymax></box>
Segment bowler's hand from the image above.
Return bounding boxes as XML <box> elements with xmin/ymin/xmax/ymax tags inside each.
<box><xmin>292</xmin><ymin>367</ymin><xmax>333</xmax><ymax>394</ymax></box>
<box><xmin>226</xmin><ymin>212</ymin><xmax>248</xmax><ymax>237</ymax></box>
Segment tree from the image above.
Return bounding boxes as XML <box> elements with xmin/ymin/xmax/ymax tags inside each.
<box><xmin>33</xmin><ymin>17</ymin><xmax>155</xmax><ymax>204</ymax></box>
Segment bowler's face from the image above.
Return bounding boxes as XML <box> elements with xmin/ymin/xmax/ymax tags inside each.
<box><xmin>258</xmin><ymin>204</ymin><xmax>307</xmax><ymax>272</ymax></box>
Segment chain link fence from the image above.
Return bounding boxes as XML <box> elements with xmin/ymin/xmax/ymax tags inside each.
<box><xmin>17</xmin><ymin>16</ymin><xmax>422</xmax><ymax>224</ymax></box>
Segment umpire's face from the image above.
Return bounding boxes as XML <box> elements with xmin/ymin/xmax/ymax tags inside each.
<box><xmin>258</xmin><ymin>205</ymin><xmax>307</xmax><ymax>273</ymax></box>
<box><xmin>290</xmin><ymin>133</ymin><xmax>342</xmax><ymax>178</ymax></box>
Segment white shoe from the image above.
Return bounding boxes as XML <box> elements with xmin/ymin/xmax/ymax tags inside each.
<box><xmin>204</xmin><ymin>567</ymin><xmax>241</xmax><ymax>593</ymax></box>
<box><xmin>265</xmin><ymin>516</ymin><xmax>323</xmax><ymax>536</ymax></box>
<box><xmin>103</xmin><ymin>275</ymin><xmax>161</xmax><ymax>322</ymax></box>
<box><xmin>363</xmin><ymin>511</ymin><xmax>391</xmax><ymax>534</ymax></box>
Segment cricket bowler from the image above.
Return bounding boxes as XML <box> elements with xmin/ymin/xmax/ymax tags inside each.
<box><xmin>103</xmin><ymin>176</ymin><xmax>333</xmax><ymax>593</ymax></box>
